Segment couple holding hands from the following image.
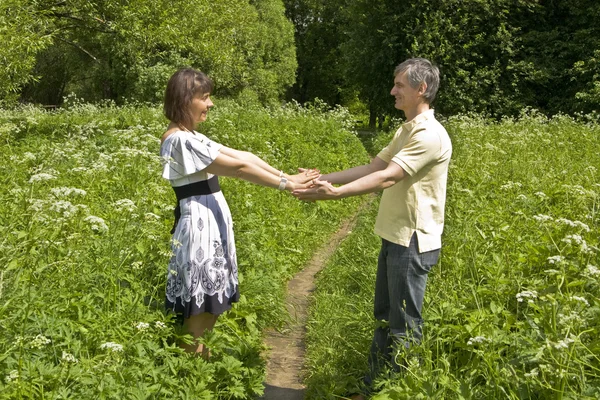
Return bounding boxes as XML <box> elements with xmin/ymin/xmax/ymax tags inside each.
<box><xmin>160</xmin><ymin>57</ymin><xmax>451</xmax><ymax>398</ymax></box>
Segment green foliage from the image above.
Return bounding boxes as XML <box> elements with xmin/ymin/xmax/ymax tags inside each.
<box><xmin>305</xmin><ymin>113</ymin><xmax>600</xmax><ymax>399</ymax></box>
<box><xmin>520</xmin><ymin>0</ymin><xmax>600</xmax><ymax>115</ymax></box>
<box><xmin>286</xmin><ymin>0</ymin><xmax>600</xmax><ymax>120</ymax></box>
<box><xmin>341</xmin><ymin>0</ymin><xmax>539</xmax><ymax>119</ymax></box>
<box><xmin>8</xmin><ymin>0</ymin><xmax>296</xmax><ymax>106</ymax></box>
<box><xmin>0</xmin><ymin>101</ymin><xmax>368</xmax><ymax>398</ymax></box>
<box><xmin>283</xmin><ymin>0</ymin><xmax>355</xmax><ymax>105</ymax></box>
<box><xmin>0</xmin><ymin>0</ymin><xmax>53</xmax><ymax>105</ymax></box>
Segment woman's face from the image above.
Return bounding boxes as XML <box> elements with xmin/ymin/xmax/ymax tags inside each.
<box><xmin>189</xmin><ymin>91</ymin><xmax>213</xmax><ymax>125</ymax></box>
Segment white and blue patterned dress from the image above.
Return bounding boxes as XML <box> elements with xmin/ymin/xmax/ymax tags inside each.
<box><xmin>160</xmin><ymin>130</ymin><xmax>239</xmax><ymax>318</ymax></box>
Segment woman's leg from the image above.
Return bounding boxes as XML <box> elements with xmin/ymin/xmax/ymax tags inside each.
<box><xmin>181</xmin><ymin>312</ymin><xmax>218</xmax><ymax>358</ymax></box>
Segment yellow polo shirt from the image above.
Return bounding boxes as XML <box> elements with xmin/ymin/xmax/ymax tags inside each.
<box><xmin>374</xmin><ymin>109</ymin><xmax>452</xmax><ymax>252</ymax></box>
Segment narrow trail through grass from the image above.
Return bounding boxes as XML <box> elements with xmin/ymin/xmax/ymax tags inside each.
<box><xmin>261</xmin><ymin>196</ymin><xmax>375</xmax><ymax>400</ymax></box>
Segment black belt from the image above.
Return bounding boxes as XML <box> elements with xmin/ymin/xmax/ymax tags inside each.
<box><xmin>170</xmin><ymin>176</ymin><xmax>221</xmax><ymax>233</ymax></box>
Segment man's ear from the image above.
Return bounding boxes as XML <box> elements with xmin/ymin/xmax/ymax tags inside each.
<box><xmin>418</xmin><ymin>82</ymin><xmax>427</xmax><ymax>96</ymax></box>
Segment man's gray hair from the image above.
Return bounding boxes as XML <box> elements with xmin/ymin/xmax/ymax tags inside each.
<box><xmin>394</xmin><ymin>58</ymin><xmax>440</xmax><ymax>104</ymax></box>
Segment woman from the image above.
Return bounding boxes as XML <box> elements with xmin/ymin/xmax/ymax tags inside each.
<box><xmin>160</xmin><ymin>68</ymin><xmax>317</xmax><ymax>357</ymax></box>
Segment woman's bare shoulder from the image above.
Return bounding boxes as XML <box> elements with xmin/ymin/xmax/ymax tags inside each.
<box><xmin>161</xmin><ymin>128</ymin><xmax>185</xmax><ymax>144</ymax></box>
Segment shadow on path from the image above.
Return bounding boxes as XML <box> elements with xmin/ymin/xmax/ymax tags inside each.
<box><xmin>260</xmin><ymin>384</ymin><xmax>305</xmax><ymax>400</ymax></box>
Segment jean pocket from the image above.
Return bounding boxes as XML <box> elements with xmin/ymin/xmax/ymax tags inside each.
<box><xmin>418</xmin><ymin>249</ymin><xmax>440</xmax><ymax>272</ymax></box>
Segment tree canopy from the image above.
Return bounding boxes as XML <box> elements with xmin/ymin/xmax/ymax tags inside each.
<box><xmin>1</xmin><ymin>0</ymin><xmax>598</xmax><ymax>118</ymax></box>
<box><xmin>286</xmin><ymin>0</ymin><xmax>600</xmax><ymax>122</ymax></box>
<box><xmin>3</xmin><ymin>0</ymin><xmax>296</xmax><ymax>106</ymax></box>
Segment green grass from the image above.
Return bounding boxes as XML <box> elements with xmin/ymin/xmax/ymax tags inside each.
<box><xmin>305</xmin><ymin>111</ymin><xmax>600</xmax><ymax>399</ymax></box>
<box><xmin>0</xmin><ymin>100</ymin><xmax>369</xmax><ymax>399</ymax></box>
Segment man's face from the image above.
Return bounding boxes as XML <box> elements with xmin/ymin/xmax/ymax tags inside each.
<box><xmin>390</xmin><ymin>71</ymin><xmax>423</xmax><ymax>111</ymax></box>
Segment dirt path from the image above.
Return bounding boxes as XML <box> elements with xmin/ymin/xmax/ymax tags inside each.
<box><xmin>261</xmin><ymin>200</ymin><xmax>371</xmax><ymax>400</ymax></box>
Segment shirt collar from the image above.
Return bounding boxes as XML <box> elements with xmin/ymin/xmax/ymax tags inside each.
<box><xmin>402</xmin><ymin>109</ymin><xmax>435</xmax><ymax>130</ymax></box>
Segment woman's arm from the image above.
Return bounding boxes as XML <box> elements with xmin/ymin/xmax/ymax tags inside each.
<box><xmin>220</xmin><ymin>146</ymin><xmax>318</xmax><ymax>184</ymax></box>
<box><xmin>205</xmin><ymin>151</ymin><xmax>309</xmax><ymax>192</ymax></box>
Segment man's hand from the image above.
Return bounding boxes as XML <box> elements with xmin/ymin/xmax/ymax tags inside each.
<box><xmin>292</xmin><ymin>179</ymin><xmax>339</xmax><ymax>201</ymax></box>
<box><xmin>288</xmin><ymin>168</ymin><xmax>320</xmax><ymax>185</ymax></box>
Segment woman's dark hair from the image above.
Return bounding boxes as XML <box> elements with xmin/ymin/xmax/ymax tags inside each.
<box><xmin>164</xmin><ymin>68</ymin><xmax>214</xmax><ymax>130</ymax></box>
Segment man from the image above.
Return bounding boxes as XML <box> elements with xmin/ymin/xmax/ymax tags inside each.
<box><xmin>293</xmin><ymin>58</ymin><xmax>452</xmax><ymax>398</ymax></box>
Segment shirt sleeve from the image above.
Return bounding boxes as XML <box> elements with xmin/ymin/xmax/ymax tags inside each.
<box><xmin>391</xmin><ymin>128</ymin><xmax>441</xmax><ymax>176</ymax></box>
<box><xmin>376</xmin><ymin>128</ymin><xmax>402</xmax><ymax>163</ymax></box>
<box><xmin>160</xmin><ymin>132</ymin><xmax>223</xmax><ymax>180</ymax></box>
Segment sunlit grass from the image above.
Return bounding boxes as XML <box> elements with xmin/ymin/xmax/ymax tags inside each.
<box><xmin>306</xmin><ymin>111</ymin><xmax>600</xmax><ymax>399</ymax></box>
<box><xmin>0</xmin><ymin>100</ymin><xmax>368</xmax><ymax>398</ymax></box>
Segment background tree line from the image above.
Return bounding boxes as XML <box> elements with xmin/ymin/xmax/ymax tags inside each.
<box><xmin>285</xmin><ymin>0</ymin><xmax>600</xmax><ymax>124</ymax></box>
<box><xmin>1</xmin><ymin>0</ymin><xmax>296</xmax><ymax>106</ymax></box>
<box><xmin>1</xmin><ymin>0</ymin><xmax>599</xmax><ymax>121</ymax></box>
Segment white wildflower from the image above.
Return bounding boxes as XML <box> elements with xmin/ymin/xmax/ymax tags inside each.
<box><xmin>28</xmin><ymin>199</ymin><xmax>46</xmax><ymax>212</ymax></box>
<box><xmin>84</xmin><ymin>215</ymin><xmax>108</xmax><ymax>233</ymax></box>
<box><xmin>533</xmin><ymin>214</ymin><xmax>553</xmax><ymax>222</ymax></box>
<box><xmin>534</xmin><ymin>192</ymin><xmax>547</xmax><ymax>199</ymax></box>
<box><xmin>562</xmin><ymin>234</ymin><xmax>583</xmax><ymax>245</ymax></box>
<box><xmin>169</xmin><ymin>269</ymin><xmax>178</xmax><ymax>276</ymax></box>
<box><xmin>50</xmin><ymin>200</ymin><xmax>78</xmax><ymax>218</ymax></box>
<box><xmin>556</xmin><ymin>218</ymin><xmax>590</xmax><ymax>232</ymax></box>
<box><xmin>30</xmin><ymin>334</ymin><xmax>51</xmax><ymax>349</ymax></box>
<box><xmin>155</xmin><ymin>321</ymin><xmax>167</xmax><ymax>329</ymax></box>
<box><xmin>29</xmin><ymin>173</ymin><xmax>56</xmax><ymax>183</ymax></box>
<box><xmin>559</xmin><ymin>311</ymin><xmax>583</xmax><ymax>326</ymax></box>
<box><xmin>552</xmin><ymin>336</ymin><xmax>575</xmax><ymax>350</ymax></box>
<box><xmin>171</xmin><ymin>239</ymin><xmax>182</xmax><ymax>249</ymax></box>
<box><xmin>517</xmin><ymin>194</ymin><xmax>527</xmax><ymax>200</ymax></box>
<box><xmin>5</xmin><ymin>370</ymin><xmax>19</xmax><ymax>383</ymax></box>
<box><xmin>524</xmin><ymin>368</ymin><xmax>539</xmax><ymax>378</ymax></box>
<box><xmin>562</xmin><ymin>184</ymin><xmax>587</xmax><ymax>196</ymax></box>
<box><xmin>14</xmin><ymin>336</ymin><xmax>24</xmax><ymax>347</ymax></box>
<box><xmin>114</xmin><ymin>199</ymin><xmax>137</xmax><ymax>212</ymax></box>
<box><xmin>547</xmin><ymin>255</ymin><xmax>565</xmax><ymax>264</ymax></box>
<box><xmin>61</xmin><ymin>351</ymin><xmax>78</xmax><ymax>363</ymax></box>
<box><xmin>571</xmin><ymin>296</ymin><xmax>589</xmax><ymax>306</ymax></box>
<box><xmin>131</xmin><ymin>261</ymin><xmax>143</xmax><ymax>270</ymax></box>
<box><xmin>100</xmin><ymin>342</ymin><xmax>123</xmax><ymax>352</ymax></box>
<box><xmin>544</xmin><ymin>269</ymin><xmax>561</xmax><ymax>275</ymax></box>
<box><xmin>467</xmin><ymin>336</ymin><xmax>489</xmax><ymax>346</ymax></box>
<box><xmin>70</xmin><ymin>167</ymin><xmax>89</xmax><ymax>173</ymax></box>
<box><xmin>50</xmin><ymin>187</ymin><xmax>87</xmax><ymax>198</ymax></box>
<box><xmin>135</xmin><ymin>322</ymin><xmax>150</xmax><ymax>331</ymax></box>
<box><xmin>159</xmin><ymin>249</ymin><xmax>174</xmax><ymax>258</ymax></box>
<box><xmin>160</xmin><ymin>203</ymin><xmax>174</xmax><ymax>212</ymax></box>
<box><xmin>90</xmin><ymin>162</ymin><xmax>109</xmax><ymax>172</ymax></box>
<box><xmin>584</xmin><ymin>264</ymin><xmax>600</xmax><ymax>277</ymax></box>
<box><xmin>500</xmin><ymin>181</ymin><xmax>523</xmax><ymax>190</ymax></box>
<box><xmin>516</xmin><ymin>290</ymin><xmax>538</xmax><ymax>303</ymax></box>
<box><xmin>23</xmin><ymin>152</ymin><xmax>36</xmax><ymax>161</ymax></box>
<box><xmin>144</xmin><ymin>212</ymin><xmax>160</xmax><ymax>220</ymax></box>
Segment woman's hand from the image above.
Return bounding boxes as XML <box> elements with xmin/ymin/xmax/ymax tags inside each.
<box><xmin>292</xmin><ymin>179</ymin><xmax>339</xmax><ymax>200</ymax></box>
<box><xmin>287</xmin><ymin>168</ymin><xmax>320</xmax><ymax>184</ymax></box>
<box><xmin>287</xmin><ymin>178</ymin><xmax>315</xmax><ymax>191</ymax></box>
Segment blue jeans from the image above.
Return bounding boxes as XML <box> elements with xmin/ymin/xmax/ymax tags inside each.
<box><xmin>364</xmin><ymin>233</ymin><xmax>440</xmax><ymax>388</ymax></box>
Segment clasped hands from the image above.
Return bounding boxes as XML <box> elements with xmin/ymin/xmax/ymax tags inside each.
<box><xmin>285</xmin><ymin>167</ymin><xmax>337</xmax><ymax>201</ymax></box>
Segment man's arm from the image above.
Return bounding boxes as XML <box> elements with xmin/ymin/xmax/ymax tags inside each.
<box><xmin>293</xmin><ymin>160</ymin><xmax>407</xmax><ymax>201</ymax></box>
<box><xmin>316</xmin><ymin>157</ymin><xmax>388</xmax><ymax>184</ymax></box>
